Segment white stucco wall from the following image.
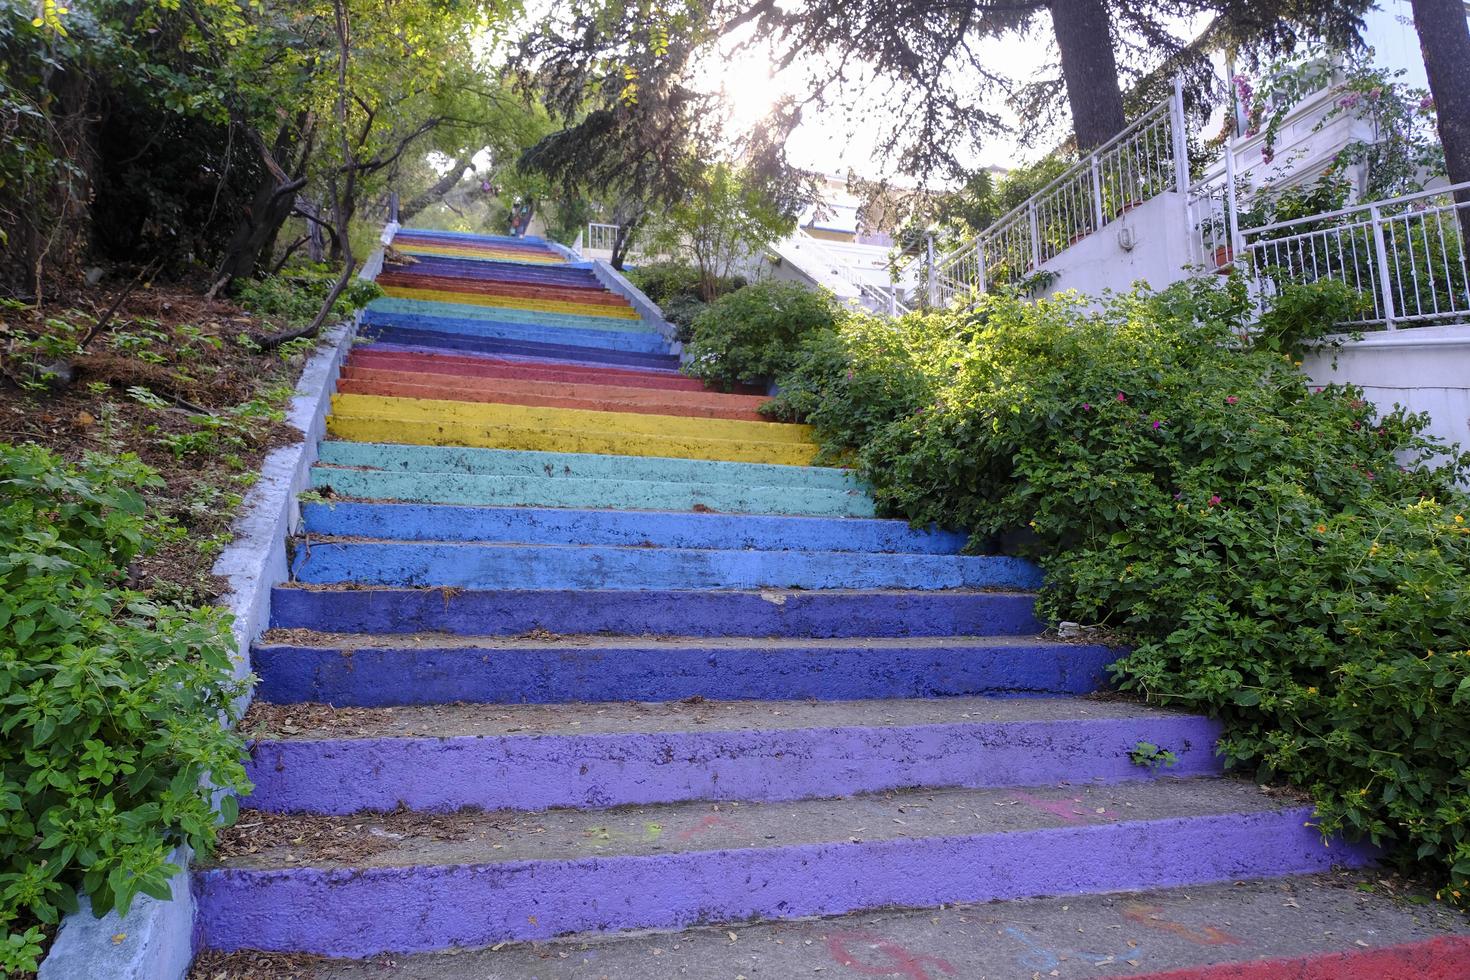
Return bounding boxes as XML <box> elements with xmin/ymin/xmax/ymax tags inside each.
<box><xmin>1302</xmin><ymin>324</ymin><xmax>1470</xmax><ymax>459</ymax></box>
<box><xmin>1036</xmin><ymin>191</ymin><xmax>1196</xmax><ymax>300</ymax></box>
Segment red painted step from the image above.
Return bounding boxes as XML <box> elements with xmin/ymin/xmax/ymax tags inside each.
<box><xmin>335</xmin><ymin>377</ymin><xmax>771</xmax><ymax>421</ymax></box>
<box><xmin>376</xmin><ymin>271</ymin><xmax>633</xmax><ymax>307</ymax></box>
<box><xmin>346</xmin><ymin>348</ymin><xmax>767</xmax><ymax>395</ymax></box>
<box><xmin>337</xmin><ymin>368</ymin><xmax>770</xmax><ymax>421</ymax></box>
<box><xmin>1121</xmin><ymin>935</ymin><xmax>1470</xmax><ymax>980</ymax></box>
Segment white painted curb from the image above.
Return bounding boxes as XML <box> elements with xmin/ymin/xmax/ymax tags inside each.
<box><xmin>38</xmin><ymin>259</ymin><xmax>379</xmax><ymax>980</ymax></box>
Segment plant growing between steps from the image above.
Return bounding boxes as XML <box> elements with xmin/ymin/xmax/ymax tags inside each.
<box><xmin>765</xmin><ymin>275</ymin><xmax>1470</xmax><ymax>905</ymax></box>
<box><xmin>0</xmin><ymin>445</ymin><xmax>250</xmax><ymax>975</ymax></box>
<box><xmin>1129</xmin><ymin>741</ymin><xmax>1179</xmax><ymax>770</ymax></box>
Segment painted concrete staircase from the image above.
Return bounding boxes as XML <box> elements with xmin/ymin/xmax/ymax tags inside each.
<box><xmin>188</xmin><ymin>230</ymin><xmax>1469</xmax><ymax>978</ymax></box>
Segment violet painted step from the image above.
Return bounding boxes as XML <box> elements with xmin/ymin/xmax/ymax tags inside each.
<box><xmin>193</xmin><ymin>871</ymin><xmax>1470</xmax><ymax>978</ymax></box>
<box><xmin>194</xmin><ymin>779</ymin><xmax>1375</xmax><ymax>958</ymax></box>
<box><xmin>240</xmin><ymin>697</ymin><xmax>1223</xmax><ymax>814</ymax></box>
<box><xmin>299</xmin><ymin>502</ymin><xmax>958</xmax><ymax>553</ymax></box>
<box><xmin>288</xmin><ymin>539</ymin><xmax>1042</xmax><ymax>591</ymax></box>
<box><xmin>251</xmin><ymin>633</ymin><xmax>1122</xmax><ymax>706</ymax></box>
<box><xmin>268</xmin><ymin>586</ymin><xmax>1044</xmax><ymax>637</ymax></box>
<box><xmin>360</xmin><ymin>325</ymin><xmax>680</xmax><ymax>369</ymax></box>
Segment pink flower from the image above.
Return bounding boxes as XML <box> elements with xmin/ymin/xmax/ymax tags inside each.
<box><xmin>1151</xmin><ymin>420</ymin><xmax>1164</xmax><ymax>430</ymax></box>
<box><xmin>1419</xmin><ymin>94</ymin><xmax>1435</xmax><ymax>112</ymax></box>
<box><xmin>1208</xmin><ymin>495</ymin><xmax>1221</xmax><ymax>507</ymax></box>
<box><xmin>846</xmin><ymin>370</ymin><xmax>854</xmax><ymax>381</ymax></box>
<box><xmin>1081</xmin><ymin>403</ymin><xmax>1091</xmax><ymax>412</ymax></box>
<box><xmin>1225</xmin><ymin>396</ymin><xmax>1238</xmax><ymax>405</ymax></box>
<box><xmin>1116</xmin><ymin>392</ymin><xmax>1127</xmax><ymax>403</ymax></box>
<box><xmin>1338</xmin><ymin>92</ymin><xmax>1361</xmax><ymax>110</ymax></box>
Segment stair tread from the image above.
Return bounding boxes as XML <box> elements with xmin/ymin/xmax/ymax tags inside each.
<box><xmin>255</xmin><ymin>630</ymin><xmax>1105</xmax><ymax>651</ymax></box>
<box><xmin>203</xmin><ymin>777</ymin><xmax>1298</xmax><ymax>872</ymax></box>
<box><xmin>240</xmin><ymin>694</ymin><xmax>1196</xmax><ymax>741</ymax></box>
<box><xmin>190</xmin><ymin>872</ymin><xmax>1470</xmax><ymax>979</ymax></box>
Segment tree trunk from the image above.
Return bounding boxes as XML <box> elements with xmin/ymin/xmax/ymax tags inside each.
<box><xmin>1049</xmin><ymin>0</ymin><xmax>1127</xmax><ymax>151</ymax></box>
<box><xmin>213</xmin><ymin>174</ymin><xmax>303</xmax><ymax>285</ymax></box>
<box><xmin>400</xmin><ymin>160</ymin><xmax>469</xmax><ymax>222</ymax></box>
<box><xmin>1409</xmin><ymin>0</ymin><xmax>1470</xmax><ymax>243</ymax></box>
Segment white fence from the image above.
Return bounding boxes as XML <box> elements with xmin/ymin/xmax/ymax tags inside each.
<box><xmin>586</xmin><ymin>222</ymin><xmax>624</xmax><ymax>254</ymax></box>
<box><xmin>1240</xmin><ymin>182</ymin><xmax>1470</xmax><ymax>329</ymax></box>
<box><xmin>931</xmin><ymin>81</ymin><xmax>1190</xmax><ymax>307</ymax></box>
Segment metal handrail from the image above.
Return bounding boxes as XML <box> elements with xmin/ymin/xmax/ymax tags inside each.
<box><xmin>1239</xmin><ymin>180</ymin><xmax>1470</xmax><ymax>236</ymax></box>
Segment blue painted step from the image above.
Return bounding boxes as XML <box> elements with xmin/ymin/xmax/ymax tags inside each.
<box><xmin>391</xmin><ymin>256</ymin><xmax>600</xmax><ymax>287</ymax></box>
<box><xmin>360</xmin><ymin>326</ymin><xmax>678</xmax><ymax>369</ymax></box>
<box><xmin>301</xmin><ymin>502</ymin><xmax>964</xmax><ymax>553</ymax></box>
<box><xmin>362</xmin><ymin>309</ymin><xmax>668</xmax><ymax>354</ymax></box>
<box><xmin>252</xmin><ymin>635</ymin><xmax>1120</xmax><ymax>706</ymax></box>
<box><xmin>367</xmin><ymin>300</ymin><xmax>659</xmax><ymax>337</ymax></box>
<box><xmin>268</xmin><ymin>587</ymin><xmax>1044</xmax><ymax>637</ymax></box>
<box><xmin>289</xmin><ymin>540</ymin><xmax>1043</xmax><ymax>591</ymax></box>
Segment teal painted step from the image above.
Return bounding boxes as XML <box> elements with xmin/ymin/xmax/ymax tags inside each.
<box><xmin>301</xmin><ymin>502</ymin><xmax>965</xmax><ymax>554</ymax></box>
<box><xmin>309</xmin><ymin>467</ymin><xmax>877</xmax><ymax>518</ymax></box>
<box><xmin>290</xmin><ymin>540</ymin><xmax>1042</xmax><ymax>591</ymax></box>
<box><xmin>315</xmin><ymin>441</ymin><xmax>863</xmax><ymax>492</ymax></box>
<box><xmin>368</xmin><ymin>297</ymin><xmax>657</xmax><ymax>334</ymax></box>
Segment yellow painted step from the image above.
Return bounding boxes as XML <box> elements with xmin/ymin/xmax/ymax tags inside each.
<box><xmin>330</xmin><ymin>393</ymin><xmax>815</xmax><ymax>445</ymax></box>
<box><xmin>327</xmin><ymin>414</ymin><xmax>816</xmax><ymax>466</ymax></box>
<box><xmin>381</xmin><ymin>285</ymin><xmax>641</xmax><ymax>320</ymax></box>
<box><xmin>396</xmin><ymin>243</ymin><xmax>566</xmax><ymax>264</ymax></box>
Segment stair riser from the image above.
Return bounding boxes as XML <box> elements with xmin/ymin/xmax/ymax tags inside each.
<box><xmin>325</xmin><ymin>416</ymin><xmax>817</xmax><ymax>466</ymax></box>
<box><xmin>377</xmin><ymin>273</ymin><xmax>626</xmax><ymax>305</ymax></box>
<box><xmin>364</xmin><ymin>310</ymin><xmax>666</xmax><ymax>352</ymax></box>
<box><xmin>269</xmin><ymin>588</ymin><xmax>1043</xmax><ymax>637</ymax></box>
<box><xmin>360</xmin><ymin>326</ymin><xmax>679</xmax><ymax>369</ymax></box>
<box><xmin>290</xmin><ymin>542</ymin><xmax>1043</xmax><ymax>591</ymax></box>
<box><xmin>393</xmin><ymin>244</ymin><xmax>565</xmax><ymax>265</ymax></box>
<box><xmin>387</xmin><ymin>257</ymin><xmax>601</xmax><ymax>288</ymax></box>
<box><xmin>193</xmin><ymin>808</ymin><xmax>1366</xmax><ymax>957</ymax></box>
<box><xmin>252</xmin><ymin>642</ymin><xmax>1120</xmax><ymax>706</ymax></box>
<box><xmin>308</xmin><ymin>469</ymin><xmax>876</xmax><ymax>517</ymax></box>
<box><xmin>346</xmin><ymin>350</ymin><xmax>720</xmax><ymax>391</ymax></box>
<box><xmin>315</xmin><ymin>441</ymin><xmax>857</xmax><ymax>490</ymax></box>
<box><xmin>300</xmin><ymin>503</ymin><xmax>959</xmax><ymax>553</ymax></box>
<box><xmin>368</xmin><ymin>297</ymin><xmax>648</xmax><ymax>333</ymax></box>
<box><xmin>381</xmin><ymin>286</ymin><xmax>642</xmax><ymax>321</ymax></box>
<box><xmin>335</xmin><ymin>379</ymin><xmax>765</xmax><ymax>421</ymax></box>
<box><xmin>242</xmin><ymin>716</ymin><xmax>1224</xmax><ymax>814</ymax></box>
<box><xmin>340</xmin><ymin>366</ymin><xmax>766</xmax><ymax>408</ymax></box>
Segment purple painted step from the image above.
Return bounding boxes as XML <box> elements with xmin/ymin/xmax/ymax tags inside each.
<box><xmin>250</xmin><ymin>635</ymin><xmax>1121</xmax><ymax>706</ymax></box>
<box><xmin>194</xmin><ymin>780</ymin><xmax>1375</xmax><ymax>957</ymax></box>
<box><xmin>268</xmin><ymin>587</ymin><xmax>1044</xmax><ymax>637</ymax></box>
<box><xmin>240</xmin><ymin>698</ymin><xmax>1222</xmax><ymax>814</ymax></box>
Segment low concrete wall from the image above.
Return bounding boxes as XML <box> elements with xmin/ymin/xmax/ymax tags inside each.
<box><xmin>1038</xmin><ymin>191</ymin><xmax>1194</xmax><ymax>301</ymax></box>
<box><xmin>1303</xmin><ymin>324</ymin><xmax>1470</xmax><ymax>459</ymax></box>
<box><xmin>38</xmin><ymin>261</ymin><xmax>378</xmax><ymax>980</ymax></box>
<box><xmin>588</xmin><ymin>258</ymin><xmax>677</xmax><ymax>348</ymax></box>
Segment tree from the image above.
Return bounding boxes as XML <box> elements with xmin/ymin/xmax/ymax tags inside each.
<box><xmin>643</xmin><ymin>162</ymin><xmax>798</xmax><ymax>299</ymax></box>
<box><xmin>1407</xmin><ymin>0</ymin><xmax>1470</xmax><ymax>241</ymax></box>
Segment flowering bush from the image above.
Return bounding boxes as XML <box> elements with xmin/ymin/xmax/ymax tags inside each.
<box><xmin>768</xmin><ymin>278</ymin><xmax>1470</xmax><ymax>903</ymax></box>
<box><xmin>682</xmin><ymin>280</ymin><xmax>841</xmax><ymax>390</ymax></box>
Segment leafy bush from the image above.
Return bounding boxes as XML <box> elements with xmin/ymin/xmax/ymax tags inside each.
<box><xmin>1253</xmin><ymin>277</ymin><xmax>1367</xmax><ymax>357</ymax></box>
<box><xmin>769</xmin><ymin>278</ymin><xmax>1470</xmax><ymax>902</ymax></box>
<box><xmin>625</xmin><ymin>261</ymin><xmax>745</xmax><ymax>343</ymax></box>
<box><xmin>0</xmin><ymin>444</ymin><xmax>250</xmax><ymax>974</ymax></box>
<box><xmin>683</xmin><ymin>281</ymin><xmax>841</xmax><ymax>390</ymax></box>
<box><xmin>236</xmin><ymin>267</ymin><xmax>382</xmax><ymax>327</ymax></box>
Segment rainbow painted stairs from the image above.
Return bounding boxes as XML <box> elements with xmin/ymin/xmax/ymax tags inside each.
<box><xmin>191</xmin><ymin>229</ymin><xmax>1470</xmax><ymax>978</ymax></box>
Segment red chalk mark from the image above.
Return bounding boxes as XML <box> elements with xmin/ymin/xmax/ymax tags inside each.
<box><xmin>826</xmin><ymin>930</ymin><xmax>957</xmax><ymax>980</ymax></box>
<box><xmin>1118</xmin><ymin>935</ymin><xmax>1470</xmax><ymax>980</ymax></box>
<box><xmin>673</xmin><ymin>814</ymin><xmax>747</xmax><ymax>842</ymax></box>
<box><xmin>1123</xmin><ymin>904</ymin><xmax>1243</xmax><ymax>946</ymax></box>
<box><xmin>1011</xmin><ymin>791</ymin><xmax>1113</xmax><ymax>825</ymax></box>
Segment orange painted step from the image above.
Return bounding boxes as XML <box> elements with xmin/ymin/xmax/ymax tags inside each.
<box><xmin>345</xmin><ymin>349</ymin><xmax>766</xmax><ymax>395</ymax></box>
<box><xmin>339</xmin><ymin>366</ymin><xmax>770</xmax><ymax>412</ymax></box>
<box><xmin>335</xmin><ymin>376</ymin><xmax>771</xmax><ymax>422</ymax></box>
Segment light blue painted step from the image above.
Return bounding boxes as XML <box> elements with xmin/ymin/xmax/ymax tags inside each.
<box><xmin>309</xmin><ymin>467</ymin><xmax>877</xmax><ymax>518</ymax></box>
<box><xmin>360</xmin><ymin>311</ymin><xmax>667</xmax><ymax>355</ymax></box>
<box><xmin>301</xmin><ymin>502</ymin><xmax>966</xmax><ymax>554</ymax></box>
<box><xmin>289</xmin><ymin>540</ymin><xmax>1043</xmax><ymax>591</ymax></box>
<box><xmin>315</xmin><ymin>441</ymin><xmax>863</xmax><ymax>492</ymax></box>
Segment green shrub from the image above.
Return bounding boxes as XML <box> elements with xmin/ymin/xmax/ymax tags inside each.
<box><xmin>236</xmin><ymin>267</ymin><xmax>382</xmax><ymax>327</ymax></box>
<box><xmin>0</xmin><ymin>444</ymin><xmax>250</xmax><ymax>974</ymax></box>
<box><xmin>771</xmin><ymin>278</ymin><xmax>1470</xmax><ymax>903</ymax></box>
<box><xmin>625</xmin><ymin>261</ymin><xmax>745</xmax><ymax>343</ymax></box>
<box><xmin>684</xmin><ymin>281</ymin><xmax>841</xmax><ymax>390</ymax></box>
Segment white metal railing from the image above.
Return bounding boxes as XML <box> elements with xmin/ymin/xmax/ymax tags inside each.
<box><xmin>931</xmin><ymin>79</ymin><xmax>1190</xmax><ymax>308</ymax></box>
<box><xmin>1240</xmin><ymin>182</ymin><xmax>1470</xmax><ymax>329</ymax></box>
<box><xmin>793</xmin><ymin>228</ymin><xmax>911</xmax><ymax>315</ymax></box>
<box><xmin>586</xmin><ymin>222</ymin><xmax>623</xmax><ymax>253</ymax></box>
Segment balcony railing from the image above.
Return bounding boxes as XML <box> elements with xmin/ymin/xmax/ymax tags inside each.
<box><xmin>929</xmin><ymin>80</ymin><xmax>1190</xmax><ymax>308</ymax></box>
<box><xmin>1240</xmin><ymin>182</ymin><xmax>1470</xmax><ymax>329</ymax></box>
